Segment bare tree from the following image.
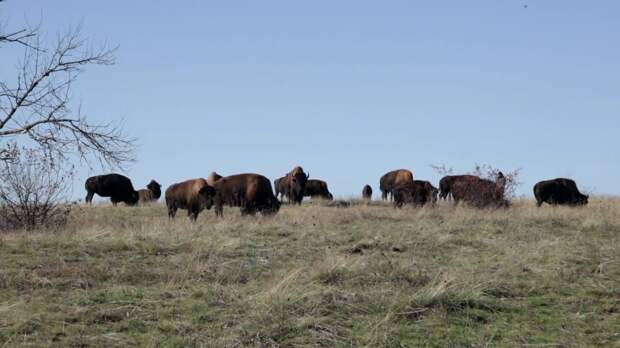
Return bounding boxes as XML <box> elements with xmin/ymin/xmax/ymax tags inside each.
<box><xmin>0</xmin><ymin>19</ymin><xmax>134</xmax><ymax>168</ymax></box>
<box><xmin>0</xmin><ymin>13</ymin><xmax>134</xmax><ymax>230</ymax></box>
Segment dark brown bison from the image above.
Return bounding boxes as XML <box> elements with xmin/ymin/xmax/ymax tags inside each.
<box><xmin>362</xmin><ymin>184</ymin><xmax>372</xmax><ymax>200</ymax></box>
<box><xmin>165</xmin><ymin>178</ymin><xmax>214</xmax><ymax>221</ymax></box>
<box><xmin>451</xmin><ymin>172</ymin><xmax>508</xmax><ymax>208</ymax></box>
<box><xmin>207</xmin><ymin>171</ymin><xmax>223</xmax><ymax>186</ymax></box>
<box><xmin>85</xmin><ymin>173</ymin><xmax>139</xmax><ymax>206</ymax></box>
<box><xmin>303</xmin><ymin>179</ymin><xmax>333</xmax><ymax>200</ymax></box>
<box><xmin>379</xmin><ymin>169</ymin><xmax>414</xmax><ymax>200</ymax></box>
<box><xmin>138</xmin><ymin>180</ymin><xmax>162</xmax><ymax>204</ymax></box>
<box><xmin>534</xmin><ymin>178</ymin><xmax>588</xmax><ymax>207</ymax></box>
<box><xmin>274</xmin><ymin>176</ymin><xmax>289</xmax><ymax>201</ymax></box>
<box><xmin>199</xmin><ymin>173</ymin><xmax>280</xmax><ymax>217</ymax></box>
<box><xmin>438</xmin><ymin>175</ymin><xmax>479</xmax><ymax>201</ymax></box>
<box><xmin>285</xmin><ymin>166</ymin><xmax>309</xmax><ymax>204</ymax></box>
<box><xmin>414</xmin><ymin>180</ymin><xmax>439</xmax><ymax>204</ymax></box>
<box><xmin>392</xmin><ymin>181</ymin><xmax>434</xmax><ymax>208</ymax></box>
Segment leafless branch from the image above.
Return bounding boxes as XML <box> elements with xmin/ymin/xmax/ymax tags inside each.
<box><xmin>0</xmin><ymin>22</ymin><xmax>134</xmax><ymax>169</ymax></box>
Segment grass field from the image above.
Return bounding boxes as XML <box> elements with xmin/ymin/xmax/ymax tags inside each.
<box><xmin>0</xmin><ymin>199</ymin><xmax>619</xmax><ymax>347</ymax></box>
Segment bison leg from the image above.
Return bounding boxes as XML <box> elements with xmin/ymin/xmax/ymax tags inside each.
<box><xmin>536</xmin><ymin>199</ymin><xmax>543</xmax><ymax>207</ymax></box>
<box><xmin>215</xmin><ymin>204</ymin><xmax>224</xmax><ymax>218</ymax></box>
<box><xmin>85</xmin><ymin>191</ymin><xmax>95</xmax><ymax>204</ymax></box>
<box><xmin>188</xmin><ymin>209</ymin><xmax>199</xmax><ymax>222</ymax></box>
<box><xmin>438</xmin><ymin>190</ymin><xmax>447</xmax><ymax>201</ymax></box>
<box><xmin>167</xmin><ymin>205</ymin><xmax>177</xmax><ymax>219</ymax></box>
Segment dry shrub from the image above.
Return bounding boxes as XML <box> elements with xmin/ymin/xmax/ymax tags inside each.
<box><xmin>0</xmin><ymin>150</ymin><xmax>73</xmax><ymax>231</ymax></box>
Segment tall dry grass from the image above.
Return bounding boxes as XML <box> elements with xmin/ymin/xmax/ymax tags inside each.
<box><xmin>0</xmin><ymin>198</ymin><xmax>618</xmax><ymax>346</ymax></box>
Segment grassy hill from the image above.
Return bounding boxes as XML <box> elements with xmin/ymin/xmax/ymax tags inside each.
<box><xmin>0</xmin><ymin>199</ymin><xmax>618</xmax><ymax>347</ymax></box>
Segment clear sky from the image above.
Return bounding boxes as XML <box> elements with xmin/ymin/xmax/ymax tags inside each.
<box><xmin>1</xmin><ymin>1</ymin><xmax>619</xmax><ymax>199</ymax></box>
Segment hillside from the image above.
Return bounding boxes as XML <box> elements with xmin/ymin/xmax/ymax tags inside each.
<box><xmin>0</xmin><ymin>199</ymin><xmax>619</xmax><ymax>347</ymax></box>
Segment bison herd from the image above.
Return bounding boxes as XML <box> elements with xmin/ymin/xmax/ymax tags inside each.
<box><xmin>84</xmin><ymin>166</ymin><xmax>590</xmax><ymax>221</ymax></box>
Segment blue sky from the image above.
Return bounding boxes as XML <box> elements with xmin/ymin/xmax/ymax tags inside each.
<box><xmin>1</xmin><ymin>1</ymin><xmax>619</xmax><ymax>199</ymax></box>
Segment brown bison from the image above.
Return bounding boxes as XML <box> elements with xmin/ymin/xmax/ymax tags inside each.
<box><xmin>274</xmin><ymin>176</ymin><xmax>289</xmax><ymax>201</ymax></box>
<box><xmin>85</xmin><ymin>173</ymin><xmax>139</xmax><ymax>206</ymax></box>
<box><xmin>138</xmin><ymin>180</ymin><xmax>162</xmax><ymax>204</ymax></box>
<box><xmin>207</xmin><ymin>171</ymin><xmax>223</xmax><ymax>186</ymax></box>
<box><xmin>438</xmin><ymin>175</ymin><xmax>479</xmax><ymax>201</ymax></box>
<box><xmin>379</xmin><ymin>169</ymin><xmax>414</xmax><ymax>200</ymax></box>
<box><xmin>303</xmin><ymin>179</ymin><xmax>333</xmax><ymax>200</ymax></box>
<box><xmin>392</xmin><ymin>181</ymin><xmax>434</xmax><ymax>208</ymax></box>
<box><xmin>451</xmin><ymin>172</ymin><xmax>508</xmax><ymax>208</ymax></box>
<box><xmin>285</xmin><ymin>166</ymin><xmax>309</xmax><ymax>204</ymax></box>
<box><xmin>199</xmin><ymin>173</ymin><xmax>280</xmax><ymax>217</ymax></box>
<box><xmin>362</xmin><ymin>184</ymin><xmax>372</xmax><ymax>200</ymax></box>
<box><xmin>534</xmin><ymin>178</ymin><xmax>588</xmax><ymax>207</ymax></box>
<box><xmin>165</xmin><ymin>178</ymin><xmax>214</xmax><ymax>221</ymax></box>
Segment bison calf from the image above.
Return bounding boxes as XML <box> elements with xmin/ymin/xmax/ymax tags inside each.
<box><xmin>362</xmin><ymin>184</ymin><xmax>372</xmax><ymax>200</ymax></box>
<box><xmin>138</xmin><ymin>180</ymin><xmax>162</xmax><ymax>204</ymax></box>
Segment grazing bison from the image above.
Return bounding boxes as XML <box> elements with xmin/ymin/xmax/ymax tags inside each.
<box><xmin>138</xmin><ymin>180</ymin><xmax>162</xmax><ymax>204</ymax></box>
<box><xmin>379</xmin><ymin>169</ymin><xmax>414</xmax><ymax>200</ymax></box>
<box><xmin>392</xmin><ymin>181</ymin><xmax>434</xmax><ymax>208</ymax></box>
<box><xmin>286</xmin><ymin>166</ymin><xmax>309</xmax><ymax>204</ymax></box>
<box><xmin>165</xmin><ymin>178</ymin><xmax>214</xmax><ymax>221</ymax></box>
<box><xmin>438</xmin><ymin>175</ymin><xmax>479</xmax><ymax>201</ymax></box>
<box><xmin>415</xmin><ymin>180</ymin><xmax>439</xmax><ymax>204</ymax></box>
<box><xmin>274</xmin><ymin>176</ymin><xmax>289</xmax><ymax>201</ymax></box>
<box><xmin>534</xmin><ymin>178</ymin><xmax>588</xmax><ymax>207</ymax></box>
<box><xmin>207</xmin><ymin>171</ymin><xmax>223</xmax><ymax>186</ymax></box>
<box><xmin>85</xmin><ymin>173</ymin><xmax>139</xmax><ymax>206</ymax></box>
<box><xmin>451</xmin><ymin>172</ymin><xmax>508</xmax><ymax>208</ymax></box>
<box><xmin>362</xmin><ymin>184</ymin><xmax>372</xmax><ymax>200</ymax></box>
<box><xmin>199</xmin><ymin>173</ymin><xmax>280</xmax><ymax>217</ymax></box>
<box><xmin>303</xmin><ymin>179</ymin><xmax>333</xmax><ymax>200</ymax></box>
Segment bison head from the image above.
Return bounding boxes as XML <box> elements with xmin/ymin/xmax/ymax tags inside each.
<box><xmin>289</xmin><ymin>171</ymin><xmax>309</xmax><ymax>199</ymax></box>
<box><xmin>147</xmin><ymin>180</ymin><xmax>162</xmax><ymax>199</ymax></box>
<box><xmin>576</xmin><ymin>193</ymin><xmax>589</xmax><ymax>206</ymax></box>
<box><xmin>198</xmin><ymin>185</ymin><xmax>216</xmax><ymax>209</ymax></box>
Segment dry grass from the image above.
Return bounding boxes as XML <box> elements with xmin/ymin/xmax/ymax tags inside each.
<box><xmin>0</xmin><ymin>198</ymin><xmax>619</xmax><ymax>347</ymax></box>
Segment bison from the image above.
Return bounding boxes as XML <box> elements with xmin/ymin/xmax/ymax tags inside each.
<box><xmin>274</xmin><ymin>176</ymin><xmax>289</xmax><ymax>201</ymax></box>
<box><xmin>138</xmin><ymin>180</ymin><xmax>162</xmax><ymax>204</ymax></box>
<box><xmin>285</xmin><ymin>166</ymin><xmax>309</xmax><ymax>204</ymax></box>
<box><xmin>207</xmin><ymin>171</ymin><xmax>223</xmax><ymax>186</ymax></box>
<box><xmin>85</xmin><ymin>173</ymin><xmax>139</xmax><ymax>206</ymax></box>
<box><xmin>362</xmin><ymin>184</ymin><xmax>372</xmax><ymax>200</ymax></box>
<box><xmin>438</xmin><ymin>175</ymin><xmax>479</xmax><ymax>201</ymax></box>
<box><xmin>379</xmin><ymin>169</ymin><xmax>414</xmax><ymax>200</ymax></box>
<box><xmin>415</xmin><ymin>180</ymin><xmax>439</xmax><ymax>204</ymax></box>
<box><xmin>199</xmin><ymin>173</ymin><xmax>280</xmax><ymax>217</ymax></box>
<box><xmin>534</xmin><ymin>178</ymin><xmax>588</xmax><ymax>207</ymax></box>
<box><xmin>392</xmin><ymin>181</ymin><xmax>434</xmax><ymax>208</ymax></box>
<box><xmin>165</xmin><ymin>178</ymin><xmax>214</xmax><ymax>221</ymax></box>
<box><xmin>451</xmin><ymin>172</ymin><xmax>508</xmax><ymax>208</ymax></box>
<box><xmin>303</xmin><ymin>179</ymin><xmax>333</xmax><ymax>200</ymax></box>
